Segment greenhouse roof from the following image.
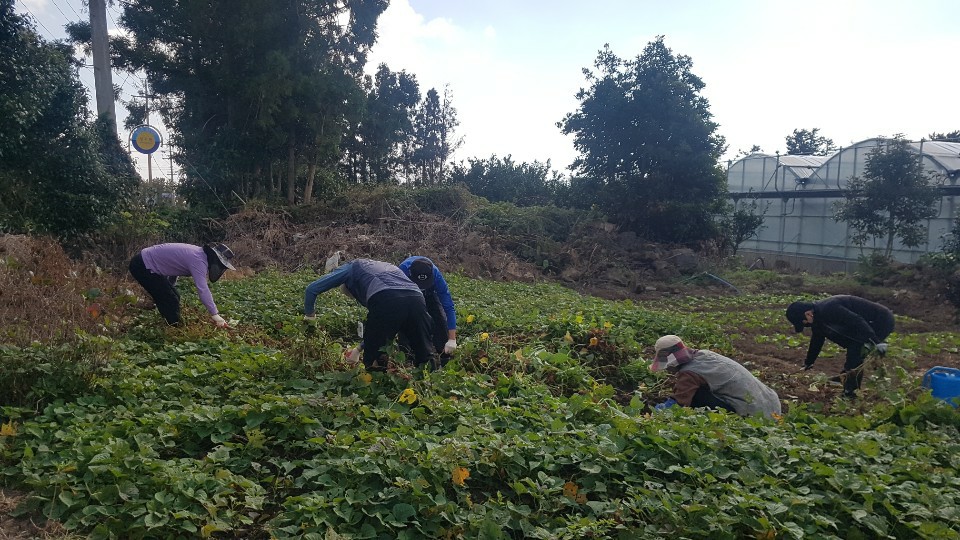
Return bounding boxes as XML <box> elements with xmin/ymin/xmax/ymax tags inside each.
<box><xmin>910</xmin><ymin>141</ymin><xmax>960</xmax><ymax>174</ymax></box>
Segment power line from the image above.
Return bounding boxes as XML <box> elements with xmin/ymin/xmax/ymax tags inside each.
<box><xmin>19</xmin><ymin>3</ymin><xmax>58</xmax><ymax>41</ymax></box>
<box><xmin>56</xmin><ymin>0</ymin><xmax>83</xmax><ymax>20</ymax></box>
<box><xmin>106</xmin><ymin>3</ymin><xmax>122</xmax><ymax>29</ymax></box>
<box><xmin>48</xmin><ymin>0</ymin><xmax>76</xmax><ymax>25</ymax></box>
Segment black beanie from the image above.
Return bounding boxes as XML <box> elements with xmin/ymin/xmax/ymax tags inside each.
<box><xmin>786</xmin><ymin>301</ymin><xmax>815</xmax><ymax>333</ymax></box>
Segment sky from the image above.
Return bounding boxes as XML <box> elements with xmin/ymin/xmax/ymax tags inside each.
<box><xmin>16</xmin><ymin>0</ymin><xmax>960</xmax><ymax>178</ymax></box>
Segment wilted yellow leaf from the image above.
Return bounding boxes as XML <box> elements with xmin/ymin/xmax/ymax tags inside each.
<box><xmin>562</xmin><ymin>481</ymin><xmax>578</xmax><ymax>498</ymax></box>
<box><xmin>589</xmin><ymin>337</ymin><xmax>598</xmax><ymax>347</ymax></box>
<box><xmin>0</xmin><ymin>421</ymin><xmax>17</xmax><ymax>437</ymax></box>
<box><xmin>480</xmin><ymin>332</ymin><xmax>489</xmax><ymax>341</ymax></box>
<box><xmin>603</xmin><ymin>321</ymin><xmax>613</xmax><ymax>329</ymax></box>
<box><xmin>466</xmin><ymin>314</ymin><xmax>475</xmax><ymax>323</ymax></box>
<box><xmin>358</xmin><ymin>373</ymin><xmax>372</xmax><ymax>385</ymax></box>
<box><xmin>575</xmin><ymin>315</ymin><xmax>584</xmax><ymax>324</ymax></box>
<box><xmin>575</xmin><ymin>493</ymin><xmax>587</xmax><ymax>504</ymax></box>
<box><xmin>514</xmin><ymin>349</ymin><xmax>523</xmax><ymax>360</ymax></box>
<box><xmin>398</xmin><ymin>388</ymin><xmax>417</xmax><ymax>405</ymax></box>
<box><xmin>452</xmin><ymin>466</ymin><xmax>470</xmax><ymax>486</ymax></box>
<box><xmin>563</xmin><ymin>331</ymin><xmax>574</xmax><ymax>343</ymax></box>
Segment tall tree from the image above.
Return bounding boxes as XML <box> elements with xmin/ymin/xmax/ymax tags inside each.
<box><xmin>436</xmin><ymin>86</ymin><xmax>464</xmax><ymax>181</ymax></box>
<box><xmin>0</xmin><ymin>1</ymin><xmax>136</xmax><ymax>236</ymax></box>
<box><xmin>835</xmin><ymin>137</ymin><xmax>939</xmax><ymax>257</ymax></box>
<box><xmin>785</xmin><ymin>128</ymin><xmax>836</xmax><ymax>155</ymax></box>
<box><xmin>558</xmin><ymin>37</ymin><xmax>726</xmax><ymax>242</ymax></box>
<box><xmin>409</xmin><ymin>87</ymin><xmax>462</xmax><ymax>185</ymax></box>
<box><xmin>343</xmin><ymin>64</ymin><xmax>421</xmax><ymax>184</ymax></box>
<box><xmin>110</xmin><ymin>0</ymin><xmax>387</xmax><ymax>208</ymax></box>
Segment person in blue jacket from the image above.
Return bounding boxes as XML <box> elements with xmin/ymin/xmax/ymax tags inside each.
<box><xmin>398</xmin><ymin>256</ymin><xmax>458</xmax><ymax>362</ymax></box>
<box><xmin>303</xmin><ymin>258</ymin><xmax>437</xmax><ymax>371</ymax></box>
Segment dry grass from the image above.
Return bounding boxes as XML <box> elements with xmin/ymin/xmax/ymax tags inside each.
<box><xmin>0</xmin><ymin>235</ymin><xmax>136</xmax><ymax>347</ymax></box>
<box><xmin>221</xmin><ymin>203</ymin><xmax>539</xmax><ymax>282</ymax></box>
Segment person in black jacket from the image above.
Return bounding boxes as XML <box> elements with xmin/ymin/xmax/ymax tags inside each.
<box><xmin>785</xmin><ymin>295</ymin><xmax>895</xmax><ymax>398</ymax></box>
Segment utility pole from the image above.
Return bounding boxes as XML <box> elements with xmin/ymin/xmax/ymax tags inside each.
<box><xmin>89</xmin><ymin>0</ymin><xmax>117</xmax><ymax>134</ymax></box>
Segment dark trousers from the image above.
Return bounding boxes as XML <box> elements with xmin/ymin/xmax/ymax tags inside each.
<box><xmin>129</xmin><ymin>253</ymin><xmax>181</xmax><ymax>325</ymax></box>
<box><xmin>691</xmin><ymin>386</ymin><xmax>736</xmax><ymax>413</ymax></box>
<box><xmin>425</xmin><ymin>291</ymin><xmax>449</xmax><ymax>353</ymax></box>
<box><xmin>397</xmin><ymin>291</ymin><xmax>450</xmax><ymax>367</ymax></box>
<box><xmin>364</xmin><ymin>290</ymin><xmax>437</xmax><ymax>371</ymax></box>
<box><xmin>842</xmin><ymin>312</ymin><xmax>895</xmax><ymax>394</ymax></box>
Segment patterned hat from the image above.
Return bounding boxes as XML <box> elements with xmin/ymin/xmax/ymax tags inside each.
<box><xmin>408</xmin><ymin>258</ymin><xmax>435</xmax><ymax>290</ymax></box>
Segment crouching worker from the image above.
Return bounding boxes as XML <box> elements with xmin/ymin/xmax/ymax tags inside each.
<box><xmin>303</xmin><ymin>258</ymin><xmax>438</xmax><ymax>371</ymax></box>
<box><xmin>128</xmin><ymin>243</ymin><xmax>235</xmax><ymax>328</ymax></box>
<box><xmin>650</xmin><ymin>335</ymin><xmax>782</xmax><ymax>419</ymax></box>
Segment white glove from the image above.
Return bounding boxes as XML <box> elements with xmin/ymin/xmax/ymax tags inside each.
<box><xmin>443</xmin><ymin>339</ymin><xmax>457</xmax><ymax>354</ymax></box>
<box><xmin>211</xmin><ymin>314</ymin><xmax>229</xmax><ymax>328</ymax></box>
<box><xmin>345</xmin><ymin>347</ymin><xmax>361</xmax><ymax>364</ymax></box>
<box><xmin>874</xmin><ymin>342</ymin><xmax>888</xmax><ymax>356</ymax></box>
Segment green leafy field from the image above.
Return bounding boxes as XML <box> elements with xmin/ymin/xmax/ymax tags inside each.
<box><xmin>2</xmin><ymin>272</ymin><xmax>959</xmax><ymax>539</ymax></box>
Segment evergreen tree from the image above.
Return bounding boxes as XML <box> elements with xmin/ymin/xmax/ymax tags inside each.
<box><xmin>410</xmin><ymin>87</ymin><xmax>462</xmax><ymax>185</ymax></box>
<box><xmin>558</xmin><ymin>37</ymin><xmax>726</xmax><ymax>243</ymax></box>
<box><xmin>0</xmin><ymin>1</ymin><xmax>137</xmax><ymax>236</ymax></box>
<box><xmin>343</xmin><ymin>64</ymin><xmax>421</xmax><ymax>184</ymax></box>
<box><xmin>109</xmin><ymin>0</ymin><xmax>387</xmax><ymax>207</ymax></box>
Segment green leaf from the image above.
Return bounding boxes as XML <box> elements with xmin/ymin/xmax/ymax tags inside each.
<box><xmin>392</xmin><ymin>503</ymin><xmax>416</xmax><ymax>523</ymax></box>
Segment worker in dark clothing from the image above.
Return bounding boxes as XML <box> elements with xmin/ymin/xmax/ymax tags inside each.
<box><xmin>398</xmin><ymin>256</ymin><xmax>458</xmax><ymax>364</ymax></box>
<box><xmin>785</xmin><ymin>295</ymin><xmax>895</xmax><ymax>398</ymax></box>
<box><xmin>303</xmin><ymin>258</ymin><xmax>438</xmax><ymax>371</ymax></box>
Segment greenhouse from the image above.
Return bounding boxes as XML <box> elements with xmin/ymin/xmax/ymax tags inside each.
<box><xmin>726</xmin><ymin>138</ymin><xmax>960</xmax><ymax>271</ymax></box>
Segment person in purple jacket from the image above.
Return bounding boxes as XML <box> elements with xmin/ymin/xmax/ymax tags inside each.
<box><xmin>303</xmin><ymin>258</ymin><xmax>437</xmax><ymax>371</ymax></box>
<box><xmin>129</xmin><ymin>243</ymin><xmax>235</xmax><ymax>328</ymax></box>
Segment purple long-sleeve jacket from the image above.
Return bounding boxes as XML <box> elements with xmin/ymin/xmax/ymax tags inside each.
<box><xmin>141</xmin><ymin>243</ymin><xmax>219</xmax><ymax>315</ymax></box>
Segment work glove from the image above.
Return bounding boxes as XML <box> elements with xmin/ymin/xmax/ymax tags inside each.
<box><xmin>211</xmin><ymin>314</ymin><xmax>229</xmax><ymax>328</ymax></box>
<box><xmin>443</xmin><ymin>339</ymin><xmax>457</xmax><ymax>355</ymax></box>
<box><xmin>654</xmin><ymin>397</ymin><xmax>678</xmax><ymax>411</ymax></box>
<box><xmin>865</xmin><ymin>340</ymin><xmax>887</xmax><ymax>357</ymax></box>
<box><xmin>345</xmin><ymin>347</ymin><xmax>362</xmax><ymax>364</ymax></box>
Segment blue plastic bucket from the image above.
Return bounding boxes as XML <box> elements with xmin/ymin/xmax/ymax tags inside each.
<box><xmin>922</xmin><ymin>366</ymin><xmax>960</xmax><ymax>408</ymax></box>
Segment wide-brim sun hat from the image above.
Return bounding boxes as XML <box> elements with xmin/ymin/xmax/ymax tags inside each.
<box><xmin>208</xmin><ymin>243</ymin><xmax>236</xmax><ymax>270</ymax></box>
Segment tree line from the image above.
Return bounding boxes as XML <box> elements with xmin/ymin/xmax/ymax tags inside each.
<box><xmin>2</xmin><ymin>0</ymin><xmax>955</xmax><ymax>257</ymax></box>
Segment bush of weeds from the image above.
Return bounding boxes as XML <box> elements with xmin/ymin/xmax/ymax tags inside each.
<box><xmin>0</xmin><ymin>235</ymin><xmax>136</xmax><ymax>347</ymax></box>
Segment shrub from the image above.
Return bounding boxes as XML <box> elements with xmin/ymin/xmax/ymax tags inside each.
<box><xmin>0</xmin><ymin>235</ymin><xmax>136</xmax><ymax>347</ymax></box>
